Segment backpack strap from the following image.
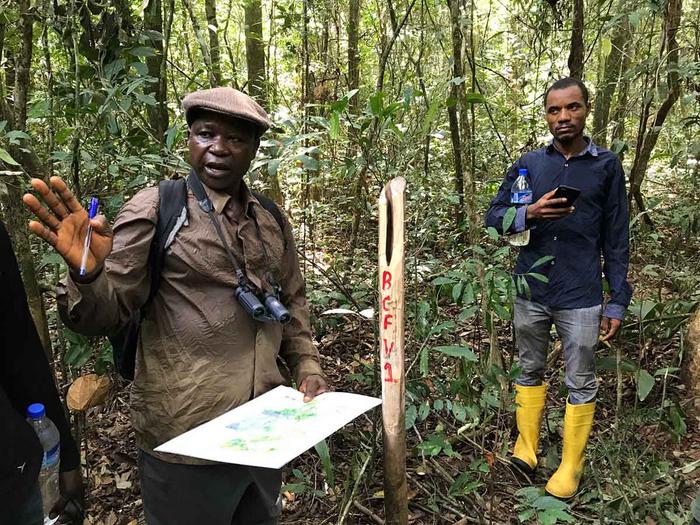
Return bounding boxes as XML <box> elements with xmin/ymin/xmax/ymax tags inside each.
<box><xmin>144</xmin><ymin>178</ymin><xmax>189</xmax><ymax>309</ymax></box>
<box><xmin>251</xmin><ymin>191</ymin><xmax>287</xmax><ymax>249</ymax></box>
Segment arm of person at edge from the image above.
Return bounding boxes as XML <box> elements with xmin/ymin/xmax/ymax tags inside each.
<box><xmin>599</xmin><ymin>158</ymin><xmax>633</xmax><ymax>342</ymax></box>
<box><xmin>484</xmin><ymin>160</ymin><xmax>572</xmax><ymax>235</ymax></box>
<box><xmin>0</xmin><ymin>221</ymin><xmax>84</xmax><ymax>524</ymax></box>
<box><xmin>275</xmin><ymin>212</ymin><xmax>328</xmax><ymax>403</ymax></box>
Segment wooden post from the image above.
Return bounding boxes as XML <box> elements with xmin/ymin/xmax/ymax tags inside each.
<box><xmin>378</xmin><ymin>177</ymin><xmax>408</xmax><ymax>524</ymax></box>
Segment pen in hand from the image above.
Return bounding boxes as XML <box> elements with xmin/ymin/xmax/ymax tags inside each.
<box><xmin>79</xmin><ymin>197</ymin><xmax>99</xmax><ymax>277</ymax></box>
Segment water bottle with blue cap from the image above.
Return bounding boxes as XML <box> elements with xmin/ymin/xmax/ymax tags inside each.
<box><xmin>509</xmin><ymin>168</ymin><xmax>532</xmax><ymax>246</ymax></box>
<box><xmin>27</xmin><ymin>403</ymin><xmax>61</xmax><ymax>522</ymax></box>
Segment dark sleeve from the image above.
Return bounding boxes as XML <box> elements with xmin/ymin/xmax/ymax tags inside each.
<box><xmin>600</xmin><ymin>158</ymin><xmax>633</xmax><ymax>319</ymax></box>
<box><xmin>0</xmin><ymin>221</ymin><xmax>80</xmax><ymax>472</ymax></box>
<box><xmin>484</xmin><ymin>159</ymin><xmax>527</xmax><ymax>234</ymax></box>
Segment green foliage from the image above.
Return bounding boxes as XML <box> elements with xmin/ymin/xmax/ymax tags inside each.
<box><xmin>515</xmin><ymin>487</ymin><xmax>575</xmax><ymax>524</ymax></box>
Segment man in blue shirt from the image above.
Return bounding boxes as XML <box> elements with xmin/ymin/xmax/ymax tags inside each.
<box><xmin>485</xmin><ymin>77</ymin><xmax>632</xmax><ymax>498</ymax></box>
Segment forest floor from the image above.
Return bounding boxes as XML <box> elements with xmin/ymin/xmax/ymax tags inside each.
<box><xmin>70</xmin><ymin>229</ymin><xmax>699</xmax><ymax>525</ymax></box>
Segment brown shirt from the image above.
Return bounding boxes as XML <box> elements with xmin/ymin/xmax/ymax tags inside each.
<box><xmin>59</xmin><ymin>181</ymin><xmax>323</xmax><ymax>463</ymax></box>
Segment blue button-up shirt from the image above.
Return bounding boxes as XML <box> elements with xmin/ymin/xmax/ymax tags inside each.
<box><xmin>485</xmin><ymin>139</ymin><xmax>632</xmax><ymax>320</ymax></box>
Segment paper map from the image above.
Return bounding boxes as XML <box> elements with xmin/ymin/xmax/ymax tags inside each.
<box><xmin>155</xmin><ymin>386</ymin><xmax>381</xmax><ymax>469</ymax></box>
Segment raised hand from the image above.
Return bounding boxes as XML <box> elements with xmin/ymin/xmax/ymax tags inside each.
<box><xmin>22</xmin><ymin>177</ymin><xmax>113</xmax><ymax>276</ymax></box>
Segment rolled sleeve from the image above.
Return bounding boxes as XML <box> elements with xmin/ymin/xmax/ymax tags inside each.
<box><xmin>603</xmin><ymin>303</ymin><xmax>626</xmax><ymax>321</ymax></box>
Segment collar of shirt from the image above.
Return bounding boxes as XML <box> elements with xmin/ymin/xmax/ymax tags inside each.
<box><xmin>546</xmin><ymin>136</ymin><xmax>598</xmax><ymax>158</ymax></box>
<box><xmin>202</xmin><ymin>179</ymin><xmax>259</xmax><ymax>217</ymax></box>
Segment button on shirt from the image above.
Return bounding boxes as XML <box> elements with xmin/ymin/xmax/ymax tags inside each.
<box><xmin>485</xmin><ymin>139</ymin><xmax>632</xmax><ymax>319</ymax></box>
<box><xmin>58</xmin><ymin>181</ymin><xmax>323</xmax><ymax>463</ymax></box>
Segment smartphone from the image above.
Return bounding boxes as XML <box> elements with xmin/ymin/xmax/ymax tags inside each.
<box><xmin>551</xmin><ymin>185</ymin><xmax>581</xmax><ymax>207</ymax></box>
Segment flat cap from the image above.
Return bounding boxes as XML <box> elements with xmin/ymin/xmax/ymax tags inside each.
<box><xmin>182</xmin><ymin>87</ymin><xmax>271</xmax><ymax>134</ymax></box>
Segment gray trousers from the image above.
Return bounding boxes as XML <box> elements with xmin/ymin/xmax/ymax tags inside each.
<box><xmin>514</xmin><ymin>297</ymin><xmax>601</xmax><ymax>404</ymax></box>
<box><xmin>139</xmin><ymin>450</ymin><xmax>282</xmax><ymax>525</ymax></box>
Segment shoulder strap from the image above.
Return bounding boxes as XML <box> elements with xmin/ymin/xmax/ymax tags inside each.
<box><xmin>144</xmin><ymin>178</ymin><xmax>188</xmax><ymax>309</ymax></box>
<box><xmin>252</xmin><ymin>191</ymin><xmax>287</xmax><ymax>248</ymax></box>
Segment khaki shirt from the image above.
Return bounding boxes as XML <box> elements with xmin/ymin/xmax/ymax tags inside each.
<box><xmin>59</xmin><ymin>181</ymin><xmax>323</xmax><ymax>463</ymax></box>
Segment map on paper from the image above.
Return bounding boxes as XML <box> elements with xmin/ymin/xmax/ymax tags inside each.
<box><xmin>154</xmin><ymin>386</ymin><xmax>381</xmax><ymax>469</ymax></box>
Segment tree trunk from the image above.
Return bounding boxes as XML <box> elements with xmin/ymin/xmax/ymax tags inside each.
<box><xmin>182</xmin><ymin>0</ymin><xmax>217</xmax><ymax>87</ymax></box>
<box><xmin>244</xmin><ymin>0</ymin><xmax>266</xmax><ymax>105</ymax></box>
<box><xmin>628</xmin><ymin>0</ymin><xmax>682</xmax><ymax>218</ymax></box>
<box><xmin>447</xmin><ymin>0</ymin><xmax>465</xmax><ymax>228</ymax></box>
<box><xmin>144</xmin><ymin>0</ymin><xmax>169</xmax><ymax>147</ymax></box>
<box><xmin>684</xmin><ymin>307</ymin><xmax>700</xmax><ymax>423</ymax></box>
<box><xmin>567</xmin><ymin>0</ymin><xmax>584</xmax><ymax>79</ymax></box>
<box><xmin>592</xmin><ymin>20</ymin><xmax>627</xmax><ymax>147</ymax></box>
<box><xmin>3</xmin><ymin>0</ymin><xmax>52</xmax><ymax>360</ymax></box>
<box><xmin>347</xmin><ymin>0</ymin><xmax>360</xmax><ymax>113</ymax></box>
<box><xmin>204</xmin><ymin>0</ymin><xmax>222</xmax><ymax>86</ymax></box>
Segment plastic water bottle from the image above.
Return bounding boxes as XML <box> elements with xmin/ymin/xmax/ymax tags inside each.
<box><xmin>27</xmin><ymin>403</ymin><xmax>61</xmax><ymax>520</ymax></box>
<box><xmin>509</xmin><ymin>168</ymin><xmax>533</xmax><ymax>246</ymax></box>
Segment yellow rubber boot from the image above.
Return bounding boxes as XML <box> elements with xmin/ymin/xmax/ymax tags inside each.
<box><xmin>545</xmin><ymin>400</ymin><xmax>596</xmax><ymax>498</ymax></box>
<box><xmin>511</xmin><ymin>383</ymin><xmax>548</xmax><ymax>476</ymax></box>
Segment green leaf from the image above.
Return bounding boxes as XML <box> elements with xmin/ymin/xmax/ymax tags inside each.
<box><xmin>314</xmin><ymin>439</ymin><xmax>335</xmax><ymax>488</ymax></box>
<box><xmin>0</xmin><ymin>147</ymin><xmax>19</xmax><ymax>165</ymax></box>
<box><xmin>329</xmin><ymin>111</ymin><xmax>340</xmax><ymax>139</ymax></box>
<box><xmin>369</xmin><ymin>92</ymin><xmax>384</xmax><ymax>116</ymax></box>
<box><xmin>405</xmin><ymin>404</ymin><xmax>417</xmax><ymax>429</ymax></box>
<box><xmin>131</xmin><ymin>61</ymin><xmax>149</xmax><ymax>76</ymax></box>
<box><xmin>601</xmin><ymin>37</ymin><xmax>612</xmax><ymax>57</ymax></box>
<box><xmin>502</xmin><ymin>206</ymin><xmax>517</xmax><ymax>233</ymax></box>
<box><xmin>281</xmin><ymin>482</ymin><xmax>307</xmax><ymax>494</ymax></box>
<box><xmin>421</xmin><ymin>96</ymin><xmax>442</xmax><ymax>135</ymax></box>
<box><xmin>6</xmin><ymin>130</ymin><xmax>31</xmax><ymax>141</ymax></box>
<box><xmin>418</xmin><ymin>401</ymin><xmax>430</xmax><ymax>421</ymax></box>
<box><xmin>528</xmin><ymin>273</ymin><xmax>549</xmax><ymax>283</ymax></box>
<box><xmin>419</xmin><ymin>347</ymin><xmax>429</xmax><ymax>377</ymax></box>
<box><xmin>636</xmin><ymin>369</ymin><xmax>655</xmax><ymax>401</ymax></box>
<box><xmin>452</xmin><ymin>282</ymin><xmax>463</xmax><ymax>303</ymax></box>
<box><xmin>596</xmin><ymin>356</ymin><xmax>637</xmax><ymax>373</ymax></box>
<box><xmin>529</xmin><ymin>255</ymin><xmax>554</xmax><ymax>269</ymax></box>
<box><xmin>129</xmin><ymin>46</ymin><xmax>156</xmax><ymax>57</ymax></box>
<box><xmin>433</xmin><ymin>345</ymin><xmax>478</xmax><ymax>362</ymax></box>
<box><xmin>532</xmin><ymin>495</ymin><xmax>568</xmax><ymax>511</ymax></box>
<box><xmin>486</xmin><ymin>226</ymin><xmax>499</xmax><ymax>240</ymax></box>
<box><xmin>458</xmin><ymin>305</ymin><xmax>478</xmax><ymax>322</ymax></box>
<box><xmin>465</xmin><ymin>92</ymin><xmax>485</xmax><ymax>104</ymax></box>
<box><xmin>432</xmin><ymin>276</ymin><xmax>456</xmax><ymax>286</ymax></box>
<box><xmin>296</xmin><ymin>154</ymin><xmax>319</xmax><ymax>170</ymax></box>
<box><xmin>451</xmin><ymin>402</ymin><xmax>467</xmax><ymax>423</ymax></box>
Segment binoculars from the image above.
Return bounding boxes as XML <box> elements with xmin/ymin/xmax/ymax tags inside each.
<box><xmin>235</xmin><ymin>286</ymin><xmax>291</xmax><ymax>325</ymax></box>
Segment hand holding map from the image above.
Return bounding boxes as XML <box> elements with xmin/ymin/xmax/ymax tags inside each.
<box><xmin>155</xmin><ymin>386</ymin><xmax>380</xmax><ymax>469</ymax></box>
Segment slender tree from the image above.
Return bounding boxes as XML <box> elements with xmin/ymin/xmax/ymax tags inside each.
<box><xmin>348</xmin><ymin>0</ymin><xmax>360</xmax><ymax>113</ymax></box>
<box><xmin>568</xmin><ymin>0</ymin><xmax>585</xmax><ymax>79</ymax></box>
<box><xmin>628</xmin><ymin>0</ymin><xmax>683</xmax><ymax>221</ymax></box>
<box><xmin>204</xmin><ymin>0</ymin><xmax>222</xmax><ymax>86</ymax></box>
<box><xmin>592</xmin><ymin>19</ymin><xmax>628</xmax><ymax>147</ymax></box>
<box><xmin>144</xmin><ymin>0</ymin><xmax>170</xmax><ymax>146</ymax></box>
<box><xmin>245</xmin><ymin>0</ymin><xmax>266</xmax><ymax>104</ymax></box>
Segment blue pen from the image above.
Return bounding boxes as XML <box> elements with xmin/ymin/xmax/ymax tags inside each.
<box><xmin>79</xmin><ymin>197</ymin><xmax>99</xmax><ymax>277</ymax></box>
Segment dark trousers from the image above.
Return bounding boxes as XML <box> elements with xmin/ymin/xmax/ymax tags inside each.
<box><xmin>139</xmin><ymin>450</ymin><xmax>282</xmax><ymax>525</ymax></box>
<box><xmin>5</xmin><ymin>484</ymin><xmax>43</xmax><ymax>525</ymax></box>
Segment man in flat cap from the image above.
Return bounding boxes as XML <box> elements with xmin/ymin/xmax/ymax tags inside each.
<box><xmin>22</xmin><ymin>87</ymin><xmax>327</xmax><ymax>524</ymax></box>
